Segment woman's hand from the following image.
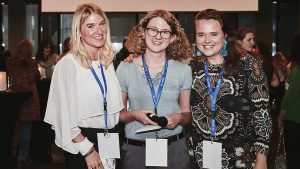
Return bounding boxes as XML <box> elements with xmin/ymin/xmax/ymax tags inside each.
<box><xmin>131</xmin><ymin>110</ymin><xmax>157</xmax><ymax>125</ymax></box>
<box><xmin>122</xmin><ymin>54</ymin><xmax>135</xmax><ymax>63</ymax></box>
<box><xmin>166</xmin><ymin>113</ymin><xmax>182</xmax><ymax>129</ymax></box>
<box><xmin>85</xmin><ymin>150</ymin><xmax>104</xmax><ymax>169</ymax></box>
<box><xmin>253</xmin><ymin>153</ymin><xmax>267</xmax><ymax>169</ymax></box>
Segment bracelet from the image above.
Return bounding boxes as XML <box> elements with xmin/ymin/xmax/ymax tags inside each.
<box><xmin>84</xmin><ymin>146</ymin><xmax>95</xmax><ymax>158</ymax></box>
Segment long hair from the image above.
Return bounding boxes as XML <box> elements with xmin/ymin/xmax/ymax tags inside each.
<box><xmin>70</xmin><ymin>3</ymin><xmax>115</xmax><ymax>68</ymax></box>
<box><xmin>125</xmin><ymin>9</ymin><xmax>193</xmax><ymax>61</ymax></box>
<box><xmin>273</xmin><ymin>52</ymin><xmax>288</xmax><ymax>77</ymax></box>
<box><xmin>235</xmin><ymin>26</ymin><xmax>254</xmax><ymax>41</ymax></box>
<box><xmin>235</xmin><ymin>26</ymin><xmax>254</xmax><ymax>56</ymax></box>
<box><xmin>194</xmin><ymin>9</ymin><xmax>241</xmax><ymax>75</ymax></box>
<box><xmin>35</xmin><ymin>38</ymin><xmax>54</xmax><ymax>63</ymax></box>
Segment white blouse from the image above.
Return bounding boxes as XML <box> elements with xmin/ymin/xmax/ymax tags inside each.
<box><xmin>44</xmin><ymin>54</ymin><xmax>123</xmax><ymax>154</ymax></box>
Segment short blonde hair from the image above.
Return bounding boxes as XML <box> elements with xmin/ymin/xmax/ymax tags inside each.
<box><xmin>125</xmin><ymin>9</ymin><xmax>193</xmax><ymax>61</ymax></box>
<box><xmin>70</xmin><ymin>3</ymin><xmax>115</xmax><ymax>68</ymax></box>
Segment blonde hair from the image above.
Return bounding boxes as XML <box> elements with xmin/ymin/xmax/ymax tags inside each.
<box><xmin>70</xmin><ymin>3</ymin><xmax>115</xmax><ymax>68</ymax></box>
<box><xmin>125</xmin><ymin>9</ymin><xmax>193</xmax><ymax>61</ymax></box>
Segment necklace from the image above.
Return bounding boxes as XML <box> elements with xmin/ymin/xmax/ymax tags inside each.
<box><xmin>84</xmin><ymin>59</ymin><xmax>101</xmax><ymax>68</ymax></box>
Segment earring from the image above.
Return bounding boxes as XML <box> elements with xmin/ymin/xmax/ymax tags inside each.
<box><xmin>220</xmin><ymin>40</ymin><xmax>228</xmax><ymax>57</ymax></box>
<box><xmin>196</xmin><ymin>49</ymin><xmax>203</xmax><ymax>57</ymax></box>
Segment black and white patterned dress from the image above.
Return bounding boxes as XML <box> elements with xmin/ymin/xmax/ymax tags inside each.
<box><xmin>187</xmin><ymin>55</ymin><xmax>272</xmax><ymax>169</ymax></box>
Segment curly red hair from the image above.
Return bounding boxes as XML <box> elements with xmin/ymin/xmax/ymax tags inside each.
<box><xmin>125</xmin><ymin>9</ymin><xmax>193</xmax><ymax>61</ymax></box>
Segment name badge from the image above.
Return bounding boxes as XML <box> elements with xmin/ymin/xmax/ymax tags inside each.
<box><xmin>203</xmin><ymin>140</ymin><xmax>222</xmax><ymax>169</ymax></box>
<box><xmin>145</xmin><ymin>138</ymin><xmax>167</xmax><ymax>167</ymax></box>
<box><xmin>97</xmin><ymin>133</ymin><xmax>120</xmax><ymax>159</ymax></box>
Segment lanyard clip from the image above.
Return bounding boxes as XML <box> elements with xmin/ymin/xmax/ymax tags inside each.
<box><xmin>155</xmin><ymin>131</ymin><xmax>159</xmax><ymax>140</ymax></box>
<box><xmin>103</xmin><ymin>102</ymin><xmax>107</xmax><ymax>111</ymax></box>
<box><xmin>104</xmin><ymin>129</ymin><xmax>110</xmax><ymax>138</ymax></box>
<box><xmin>210</xmin><ymin>135</ymin><xmax>215</xmax><ymax>142</ymax></box>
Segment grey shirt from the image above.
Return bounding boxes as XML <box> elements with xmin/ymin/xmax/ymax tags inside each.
<box><xmin>116</xmin><ymin>59</ymin><xmax>192</xmax><ymax>140</ymax></box>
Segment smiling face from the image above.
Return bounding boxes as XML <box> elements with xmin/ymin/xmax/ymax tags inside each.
<box><xmin>240</xmin><ymin>32</ymin><xmax>255</xmax><ymax>53</ymax></box>
<box><xmin>80</xmin><ymin>13</ymin><xmax>107</xmax><ymax>55</ymax></box>
<box><xmin>144</xmin><ymin>17</ymin><xmax>176</xmax><ymax>55</ymax></box>
<box><xmin>195</xmin><ymin>19</ymin><xmax>225</xmax><ymax>59</ymax></box>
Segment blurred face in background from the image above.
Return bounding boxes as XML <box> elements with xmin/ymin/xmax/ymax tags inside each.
<box><xmin>43</xmin><ymin>44</ymin><xmax>52</xmax><ymax>57</ymax></box>
<box><xmin>251</xmin><ymin>44</ymin><xmax>259</xmax><ymax>56</ymax></box>
<box><xmin>274</xmin><ymin>52</ymin><xmax>288</xmax><ymax>67</ymax></box>
<box><xmin>195</xmin><ymin>19</ymin><xmax>225</xmax><ymax>59</ymax></box>
<box><xmin>240</xmin><ymin>32</ymin><xmax>255</xmax><ymax>53</ymax></box>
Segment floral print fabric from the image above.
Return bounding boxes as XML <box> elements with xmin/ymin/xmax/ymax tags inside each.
<box><xmin>187</xmin><ymin>55</ymin><xmax>272</xmax><ymax>169</ymax></box>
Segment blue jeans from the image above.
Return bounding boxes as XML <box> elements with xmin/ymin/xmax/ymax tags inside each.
<box><xmin>18</xmin><ymin>121</ymin><xmax>32</xmax><ymax>161</ymax></box>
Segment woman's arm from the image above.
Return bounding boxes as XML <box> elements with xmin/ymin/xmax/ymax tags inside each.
<box><xmin>179</xmin><ymin>89</ymin><xmax>192</xmax><ymax>125</ymax></box>
<box><xmin>271</xmin><ymin>69</ymin><xmax>280</xmax><ymax>87</ymax></box>
<box><xmin>247</xmin><ymin>57</ymin><xmax>271</xmax><ymax>167</ymax></box>
<box><xmin>119</xmin><ymin>92</ymin><xmax>156</xmax><ymax>125</ymax></box>
<box><xmin>277</xmin><ymin>109</ymin><xmax>286</xmax><ymax>130</ymax></box>
<box><xmin>166</xmin><ymin>89</ymin><xmax>191</xmax><ymax>129</ymax></box>
<box><xmin>253</xmin><ymin>153</ymin><xmax>267</xmax><ymax>169</ymax></box>
<box><xmin>73</xmin><ymin>133</ymin><xmax>103</xmax><ymax>169</ymax></box>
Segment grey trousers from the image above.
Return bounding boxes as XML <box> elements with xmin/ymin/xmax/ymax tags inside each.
<box><xmin>121</xmin><ymin>137</ymin><xmax>190</xmax><ymax>169</ymax></box>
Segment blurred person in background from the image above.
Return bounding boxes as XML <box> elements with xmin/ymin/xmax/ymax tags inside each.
<box><xmin>270</xmin><ymin>52</ymin><xmax>288</xmax><ymax>117</ymax></box>
<box><xmin>35</xmin><ymin>39</ymin><xmax>59</xmax><ymax>79</ymax></box>
<box><xmin>6</xmin><ymin>39</ymin><xmax>41</xmax><ymax>169</ymax></box>
<box><xmin>235</xmin><ymin>26</ymin><xmax>256</xmax><ymax>57</ymax></box>
<box><xmin>267</xmin><ymin>51</ymin><xmax>288</xmax><ymax>168</ymax></box>
<box><xmin>60</xmin><ymin>37</ymin><xmax>71</xmax><ymax>59</ymax></box>
<box><xmin>277</xmin><ymin>31</ymin><xmax>300</xmax><ymax>169</ymax></box>
<box><xmin>254</xmin><ymin>41</ymin><xmax>274</xmax><ymax>87</ymax></box>
<box><xmin>113</xmin><ymin>37</ymin><xmax>130</xmax><ymax>69</ymax></box>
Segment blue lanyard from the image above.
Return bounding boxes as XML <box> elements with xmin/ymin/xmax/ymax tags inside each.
<box><xmin>89</xmin><ymin>63</ymin><xmax>108</xmax><ymax>128</ymax></box>
<box><xmin>142</xmin><ymin>54</ymin><xmax>168</xmax><ymax>114</ymax></box>
<box><xmin>204</xmin><ymin>60</ymin><xmax>224</xmax><ymax>137</ymax></box>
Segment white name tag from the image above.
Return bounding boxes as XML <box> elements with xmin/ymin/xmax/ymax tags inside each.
<box><xmin>97</xmin><ymin>133</ymin><xmax>120</xmax><ymax>159</ymax></box>
<box><xmin>145</xmin><ymin>138</ymin><xmax>168</xmax><ymax>167</ymax></box>
<box><xmin>203</xmin><ymin>140</ymin><xmax>222</xmax><ymax>169</ymax></box>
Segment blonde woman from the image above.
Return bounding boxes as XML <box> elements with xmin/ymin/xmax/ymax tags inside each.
<box><xmin>44</xmin><ymin>3</ymin><xmax>123</xmax><ymax>169</ymax></box>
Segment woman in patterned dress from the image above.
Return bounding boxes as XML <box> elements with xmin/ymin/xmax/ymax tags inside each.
<box><xmin>187</xmin><ymin>9</ymin><xmax>272</xmax><ymax>169</ymax></box>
